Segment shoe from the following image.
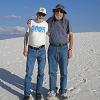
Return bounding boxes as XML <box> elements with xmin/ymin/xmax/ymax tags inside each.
<box><xmin>59</xmin><ymin>92</ymin><xmax>68</xmax><ymax>99</ymax></box>
<box><xmin>23</xmin><ymin>96</ymin><xmax>30</xmax><ymax>100</ymax></box>
<box><xmin>46</xmin><ymin>90</ymin><xmax>56</xmax><ymax>100</ymax></box>
<box><xmin>35</xmin><ymin>93</ymin><xmax>42</xmax><ymax>100</ymax></box>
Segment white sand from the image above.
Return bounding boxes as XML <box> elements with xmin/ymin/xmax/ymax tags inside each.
<box><xmin>0</xmin><ymin>32</ymin><xmax>100</xmax><ymax>100</ymax></box>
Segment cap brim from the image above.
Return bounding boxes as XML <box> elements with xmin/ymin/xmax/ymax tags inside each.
<box><xmin>37</xmin><ymin>12</ymin><xmax>46</xmax><ymax>15</ymax></box>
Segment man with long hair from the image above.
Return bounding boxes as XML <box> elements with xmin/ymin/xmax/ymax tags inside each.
<box><xmin>47</xmin><ymin>4</ymin><xmax>73</xmax><ymax>99</ymax></box>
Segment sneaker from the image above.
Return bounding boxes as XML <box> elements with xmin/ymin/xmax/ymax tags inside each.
<box><xmin>35</xmin><ymin>93</ymin><xmax>42</xmax><ymax>100</ymax></box>
<box><xmin>23</xmin><ymin>96</ymin><xmax>30</xmax><ymax>100</ymax></box>
<box><xmin>59</xmin><ymin>92</ymin><xmax>68</xmax><ymax>99</ymax></box>
<box><xmin>46</xmin><ymin>90</ymin><xmax>56</xmax><ymax>100</ymax></box>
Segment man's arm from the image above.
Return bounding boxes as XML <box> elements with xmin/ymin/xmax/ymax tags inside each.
<box><xmin>68</xmin><ymin>32</ymin><xmax>73</xmax><ymax>59</ymax></box>
<box><xmin>69</xmin><ymin>32</ymin><xmax>73</xmax><ymax>50</ymax></box>
<box><xmin>23</xmin><ymin>32</ymin><xmax>29</xmax><ymax>56</ymax></box>
<box><xmin>24</xmin><ymin>32</ymin><xmax>29</xmax><ymax>48</ymax></box>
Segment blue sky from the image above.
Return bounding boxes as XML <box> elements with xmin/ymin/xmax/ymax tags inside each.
<box><xmin>0</xmin><ymin>0</ymin><xmax>100</xmax><ymax>34</ymax></box>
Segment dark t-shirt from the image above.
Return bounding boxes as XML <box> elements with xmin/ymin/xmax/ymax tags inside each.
<box><xmin>47</xmin><ymin>17</ymin><xmax>72</xmax><ymax>44</ymax></box>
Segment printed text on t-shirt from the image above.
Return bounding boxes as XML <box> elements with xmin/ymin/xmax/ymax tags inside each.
<box><xmin>32</xmin><ymin>25</ymin><xmax>45</xmax><ymax>32</ymax></box>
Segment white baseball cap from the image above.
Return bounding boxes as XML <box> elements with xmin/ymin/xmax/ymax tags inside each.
<box><xmin>37</xmin><ymin>7</ymin><xmax>47</xmax><ymax>15</ymax></box>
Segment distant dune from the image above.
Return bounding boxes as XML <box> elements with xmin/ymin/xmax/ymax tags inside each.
<box><xmin>0</xmin><ymin>33</ymin><xmax>24</xmax><ymax>40</ymax></box>
<box><xmin>0</xmin><ymin>32</ymin><xmax>100</xmax><ymax>100</ymax></box>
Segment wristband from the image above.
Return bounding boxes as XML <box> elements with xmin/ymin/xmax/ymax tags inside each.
<box><xmin>69</xmin><ymin>48</ymin><xmax>72</xmax><ymax>50</ymax></box>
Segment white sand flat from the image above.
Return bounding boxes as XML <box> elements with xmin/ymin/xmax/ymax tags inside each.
<box><xmin>0</xmin><ymin>32</ymin><xmax>100</xmax><ymax>100</ymax></box>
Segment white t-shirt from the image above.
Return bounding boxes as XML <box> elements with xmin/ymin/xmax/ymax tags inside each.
<box><xmin>27</xmin><ymin>19</ymin><xmax>48</xmax><ymax>47</ymax></box>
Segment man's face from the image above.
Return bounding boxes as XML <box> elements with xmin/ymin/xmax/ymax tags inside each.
<box><xmin>55</xmin><ymin>8</ymin><xmax>64</xmax><ymax>19</ymax></box>
<box><xmin>37</xmin><ymin>13</ymin><xmax>46</xmax><ymax>20</ymax></box>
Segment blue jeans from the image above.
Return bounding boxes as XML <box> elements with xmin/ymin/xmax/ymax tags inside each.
<box><xmin>48</xmin><ymin>45</ymin><xmax>68</xmax><ymax>93</ymax></box>
<box><xmin>24</xmin><ymin>46</ymin><xmax>46</xmax><ymax>96</ymax></box>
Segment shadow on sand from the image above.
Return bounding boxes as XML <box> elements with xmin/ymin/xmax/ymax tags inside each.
<box><xmin>0</xmin><ymin>68</ymin><xmax>48</xmax><ymax>100</ymax></box>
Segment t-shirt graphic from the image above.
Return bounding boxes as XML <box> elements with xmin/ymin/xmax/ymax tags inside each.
<box><xmin>32</xmin><ymin>25</ymin><xmax>46</xmax><ymax>33</ymax></box>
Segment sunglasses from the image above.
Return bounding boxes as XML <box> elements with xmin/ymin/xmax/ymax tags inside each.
<box><xmin>55</xmin><ymin>9</ymin><xmax>64</xmax><ymax>13</ymax></box>
<box><xmin>38</xmin><ymin>13</ymin><xmax>46</xmax><ymax>17</ymax></box>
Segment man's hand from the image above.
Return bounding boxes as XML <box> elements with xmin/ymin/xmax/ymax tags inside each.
<box><xmin>23</xmin><ymin>47</ymin><xmax>28</xmax><ymax>57</ymax></box>
<box><xmin>27</xmin><ymin>19</ymin><xmax>32</xmax><ymax>25</ymax></box>
<box><xmin>68</xmin><ymin>49</ymin><xmax>72</xmax><ymax>59</ymax></box>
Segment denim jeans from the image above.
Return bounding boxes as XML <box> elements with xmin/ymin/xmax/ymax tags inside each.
<box><xmin>48</xmin><ymin>45</ymin><xmax>68</xmax><ymax>93</ymax></box>
<box><xmin>24</xmin><ymin>46</ymin><xmax>46</xmax><ymax>96</ymax></box>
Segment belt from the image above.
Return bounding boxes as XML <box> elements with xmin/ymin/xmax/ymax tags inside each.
<box><xmin>50</xmin><ymin>43</ymin><xmax>67</xmax><ymax>47</ymax></box>
<box><xmin>28</xmin><ymin>45</ymin><xmax>45</xmax><ymax>50</ymax></box>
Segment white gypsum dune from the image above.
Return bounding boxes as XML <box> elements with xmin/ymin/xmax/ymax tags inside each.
<box><xmin>0</xmin><ymin>32</ymin><xmax>100</xmax><ymax>100</ymax></box>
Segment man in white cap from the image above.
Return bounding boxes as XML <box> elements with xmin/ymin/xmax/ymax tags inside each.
<box><xmin>23</xmin><ymin>7</ymin><xmax>48</xmax><ymax>100</ymax></box>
